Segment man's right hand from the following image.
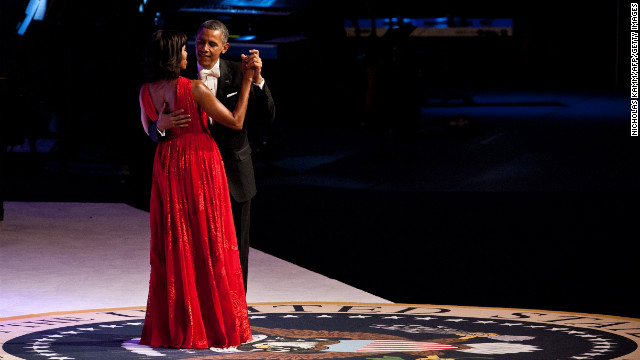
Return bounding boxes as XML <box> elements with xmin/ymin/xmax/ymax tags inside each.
<box><xmin>157</xmin><ymin>102</ymin><xmax>190</xmax><ymax>132</ymax></box>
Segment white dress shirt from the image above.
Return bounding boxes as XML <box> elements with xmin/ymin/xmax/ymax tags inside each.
<box><xmin>197</xmin><ymin>60</ymin><xmax>221</xmax><ymax>95</ymax></box>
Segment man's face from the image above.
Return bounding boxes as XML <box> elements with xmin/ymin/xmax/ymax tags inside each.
<box><xmin>196</xmin><ymin>28</ymin><xmax>229</xmax><ymax>69</ymax></box>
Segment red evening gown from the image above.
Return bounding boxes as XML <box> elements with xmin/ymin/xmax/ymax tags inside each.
<box><xmin>139</xmin><ymin>76</ymin><xmax>252</xmax><ymax>349</ymax></box>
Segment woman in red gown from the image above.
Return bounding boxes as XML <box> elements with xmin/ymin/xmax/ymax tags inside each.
<box><xmin>137</xmin><ymin>30</ymin><xmax>254</xmax><ymax>349</ymax></box>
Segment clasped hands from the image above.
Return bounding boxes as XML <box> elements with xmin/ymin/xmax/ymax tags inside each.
<box><xmin>241</xmin><ymin>49</ymin><xmax>262</xmax><ymax>84</ymax></box>
<box><xmin>157</xmin><ymin>49</ymin><xmax>262</xmax><ymax>132</ymax></box>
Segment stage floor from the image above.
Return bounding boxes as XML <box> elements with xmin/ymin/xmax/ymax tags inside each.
<box><xmin>0</xmin><ymin>201</ymin><xmax>389</xmax><ymax>319</ymax></box>
<box><xmin>2</xmin><ymin>203</ymin><xmax>640</xmax><ymax>360</ymax></box>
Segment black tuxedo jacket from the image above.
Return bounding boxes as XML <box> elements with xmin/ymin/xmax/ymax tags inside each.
<box><xmin>148</xmin><ymin>58</ymin><xmax>276</xmax><ymax>203</ymax></box>
<box><xmin>213</xmin><ymin>58</ymin><xmax>275</xmax><ymax>202</ymax></box>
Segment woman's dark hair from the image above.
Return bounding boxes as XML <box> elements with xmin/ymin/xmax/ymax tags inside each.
<box><xmin>144</xmin><ymin>29</ymin><xmax>188</xmax><ymax>81</ymax></box>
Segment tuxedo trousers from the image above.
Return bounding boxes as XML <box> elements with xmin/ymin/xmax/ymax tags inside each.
<box><xmin>230</xmin><ymin>197</ymin><xmax>251</xmax><ymax>293</ymax></box>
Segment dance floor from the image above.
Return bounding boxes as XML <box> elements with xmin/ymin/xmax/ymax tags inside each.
<box><xmin>2</xmin><ymin>201</ymin><xmax>639</xmax><ymax>360</ymax></box>
<box><xmin>0</xmin><ymin>201</ymin><xmax>389</xmax><ymax>319</ymax></box>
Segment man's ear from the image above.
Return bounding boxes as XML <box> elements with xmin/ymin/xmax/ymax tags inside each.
<box><xmin>221</xmin><ymin>43</ymin><xmax>230</xmax><ymax>54</ymax></box>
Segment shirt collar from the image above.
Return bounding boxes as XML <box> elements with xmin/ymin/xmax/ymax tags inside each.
<box><xmin>197</xmin><ymin>59</ymin><xmax>220</xmax><ymax>78</ymax></box>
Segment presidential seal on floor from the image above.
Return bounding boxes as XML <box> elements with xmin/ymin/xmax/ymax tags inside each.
<box><xmin>1</xmin><ymin>303</ymin><xmax>638</xmax><ymax>360</ymax></box>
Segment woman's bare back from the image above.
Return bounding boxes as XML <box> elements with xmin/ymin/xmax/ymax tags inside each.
<box><xmin>148</xmin><ymin>80</ymin><xmax>178</xmax><ymax>114</ymax></box>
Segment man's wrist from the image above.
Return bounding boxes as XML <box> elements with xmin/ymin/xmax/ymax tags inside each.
<box><xmin>253</xmin><ymin>77</ymin><xmax>265</xmax><ymax>89</ymax></box>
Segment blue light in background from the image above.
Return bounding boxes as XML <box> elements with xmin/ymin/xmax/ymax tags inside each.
<box><xmin>34</xmin><ymin>0</ymin><xmax>47</xmax><ymax>20</ymax></box>
<box><xmin>229</xmin><ymin>35</ymin><xmax>257</xmax><ymax>41</ymax></box>
<box><xmin>220</xmin><ymin>0</ymin><xmax>275</xmax><ymax>7</ymax></box>
<box><xmin>17</xmin><ymin>0</ymin><xmax>43</xmax><ymax>35</ymax></box>
<box><xmin>382</xmin><ymin>17</ymin><xmax>412</xmax><ymax>29</ymax></box>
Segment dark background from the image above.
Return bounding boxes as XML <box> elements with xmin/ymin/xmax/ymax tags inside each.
<box><xmin>1</xmin><ymin>0</ymin><xmax>638</xmax><ymax>319</ymax></box>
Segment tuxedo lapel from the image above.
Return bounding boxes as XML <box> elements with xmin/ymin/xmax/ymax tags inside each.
<box><xmin>216</xmin><ymin>59</ymin><xmax>232</xmax><ymax>99</ymax></box>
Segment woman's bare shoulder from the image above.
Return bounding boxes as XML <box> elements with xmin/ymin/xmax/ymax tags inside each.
<box><xmin>191</xmin><ymin>79</ymin><xmax>207</xmax><ymax>93</ymax></box>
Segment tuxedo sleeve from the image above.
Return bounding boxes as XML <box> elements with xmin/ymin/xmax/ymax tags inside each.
<box><xmin>147</xmin><ymin>120</ymin><xmax>166</xmax><ymax>143</ymax></box>
<box><xmin>250</xmin><ymin>80</ymin><xmax>276</xmax><ymax>127</ymax></box>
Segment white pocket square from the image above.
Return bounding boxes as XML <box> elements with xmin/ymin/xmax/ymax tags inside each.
<box><xmin>227</xmin><ymin>92</ymin><xmax>238</xmax><ymax>98</ymax></box>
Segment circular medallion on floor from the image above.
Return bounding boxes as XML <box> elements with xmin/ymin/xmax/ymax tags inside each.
<box><xmin>1</xmin><ymin>303</ymin><xmax>638</xmax><ymax>359</ymax></box>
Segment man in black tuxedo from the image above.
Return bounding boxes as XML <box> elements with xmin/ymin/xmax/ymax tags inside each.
<box><xmin>148</xmin><ymin>20</ymin><xmax>276</xmax><ymax>293</ymax></box>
